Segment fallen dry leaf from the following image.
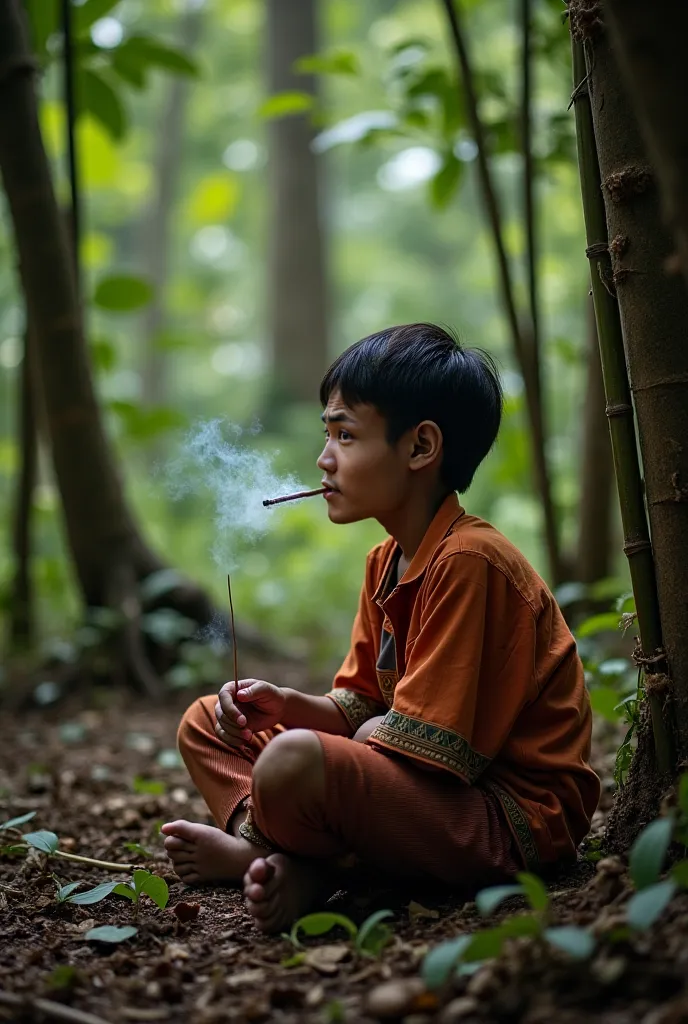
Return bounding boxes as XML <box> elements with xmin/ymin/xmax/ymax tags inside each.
<box><xmin>366</xmin><ymin>977</ymin><xmax>426</xmax><ymax>1019</ymax></box>
<box><xmin>408</xmin><ymin>900</ymin><xmax>439</xmax><ymax>921</ymax></box>
<box><xmin>303</xmin><ymin>943</ymin><xmax>350</xmax><ymax>975</ymax></box>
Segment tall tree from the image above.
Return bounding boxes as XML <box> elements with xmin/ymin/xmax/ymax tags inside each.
<box><xmin>602</xmin><ymin>1</ymin><xmax>688</xmax><ymax>297</ymax></box>
<box><xmin>266</xmin><ymin>0</ymin><xmax>329</xmax><ymax>406</ymax></box>
<box><xmin>0</xmin><ymin>0</ymin><xmax>212</xmax><ymax>690</ymax></box>
<box><xmin>570</xmin><ymin>1</ymin><xmax>688</xmax><ymax>763</ymax></box>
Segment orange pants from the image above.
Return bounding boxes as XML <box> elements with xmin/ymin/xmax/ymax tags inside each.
<box><xmin>178</xmin><ymin>696</ymin><xmax>521</xmax><ymax>887</ymax></box>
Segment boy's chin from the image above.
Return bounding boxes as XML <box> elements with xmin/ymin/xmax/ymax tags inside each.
<box><xmin>326</xmin><ymin>504</ymin><xmax>368</xmax><ymax>525</ymax></box>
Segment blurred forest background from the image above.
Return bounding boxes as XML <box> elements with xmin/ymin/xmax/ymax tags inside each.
<box><xmin>0</xmin><ymin>0</ymin><xmax>631</xmax><ymax>704</ymax></box>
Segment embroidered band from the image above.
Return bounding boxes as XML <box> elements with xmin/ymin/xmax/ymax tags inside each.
<box><xmin>376</xmin><ymin>669</ymin><xmax>398</xmax><ymax>708</ymax></box>
<box><xmin>238</xmin><ymin>809</ymin><xmax>273</xmax><ymax>850</ymax></box>
<box><xmin>487</xmin><ymin>783</ymin><xmax>539</xmax><ymax>869</ymax></box>
<box><xmin>326</xmin><ymin>689</ymin><xmax>385</xmax><ymax>732</ymax></box>
<box><xmin>369</xmin><ymin>709</ymin><xmax>491</xmax><ymax>783</ymax></box>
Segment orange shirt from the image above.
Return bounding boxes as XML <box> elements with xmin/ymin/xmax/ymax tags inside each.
<box><xmin>326</xmin><ymin>494</ymin><xmax>600</xmax><ymax>868</ymax></box>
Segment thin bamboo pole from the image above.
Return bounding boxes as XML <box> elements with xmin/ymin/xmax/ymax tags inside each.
<box><xmin>570</xmin><ymin>40</ymin><xmax>672</xmax><ymax>774</ymax></box>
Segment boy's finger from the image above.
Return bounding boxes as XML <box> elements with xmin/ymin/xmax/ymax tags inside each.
<box><xmin>215</xmin><ymin>721</ymin><xmax>246</xmax><ymax>749</ymax></box>
<box><xmin>218</xmin><ymin>714</ymin><xmax>252</xmax><ymax>741</ymax></box>
<box><xmin>218</xmin><ymin>692</ymin><xmax>247</xmax><ymax>727</ymax></box>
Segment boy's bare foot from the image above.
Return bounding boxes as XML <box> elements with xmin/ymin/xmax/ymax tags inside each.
<box><xmin>243</xmin><ymin>853</ymin><xmax>330</xmax><ymax>933</ymax></box>
<box><xmin>161</xmin><ymin>819</ymin><xmax>265</xmax><ymax>884</ymax></box>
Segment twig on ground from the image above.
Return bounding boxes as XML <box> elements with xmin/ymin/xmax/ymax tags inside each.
<box><xmin>0</xmin><ymin>990</ymin><xmax>112</xmax><ymax>1024</ymax></box>
<box><xmin>52</xmin><ymin>851</ymin><xmax>136</xmax><ymax>871</ymax></box>
<box><xmin>0</xmin><ymin>883</ymin><xmax>22</xmax><ymax>895</ymax></box>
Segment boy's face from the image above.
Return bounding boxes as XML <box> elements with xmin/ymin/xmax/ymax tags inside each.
<box><xmin>317</xmin><ymin>391</ymin><xmax>415</xmax><ymax>525</ymax></box>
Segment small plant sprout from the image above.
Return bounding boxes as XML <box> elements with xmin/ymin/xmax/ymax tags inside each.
<box><xmin>54</xmin><ymin>878</ymin><xmax>121</xmax><ymax>905</ymax></box>
<box><xmin>0</xmin><ymin>813</ymin><xmax>137</xmax><ymax>871</ymax></box>
<box><xmin>114</xmin><ymin>869</ymin><xmax>170</xmax><ymax>917</ymax></box>
<box><xmin>285</xmin><ymin>909</ymin><xmax>394</xmax><ymax>959</ymax></box>
<box><xmin>625</xmin><ymin>811</ymin><xmax>688</xmax><ymax>931</ymax></box>
<box><xmin>423</xmin><ymin>872</ymin><xmax>596</xmax><ymax>991</ymax></box>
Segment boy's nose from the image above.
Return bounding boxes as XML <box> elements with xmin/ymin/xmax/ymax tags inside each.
<box><xmin>317</xmin><ymin>445</ymin><xmax>335</xmax><ymax>472</ymax></box>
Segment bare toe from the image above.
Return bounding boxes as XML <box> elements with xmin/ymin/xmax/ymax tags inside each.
<box><xmin>164</xmin><ymin>836</ymin><xmax>194</xmax><ymax>852</ymax></box>
<box><xmin>246</xmin><ymin>858</ymin><xmax>276</xmax><ymax>885</ymax></box>
<box><xmin>161</xmin><ymin>819</ymin><xmax>198</xmax><ymax>840</ymax></box>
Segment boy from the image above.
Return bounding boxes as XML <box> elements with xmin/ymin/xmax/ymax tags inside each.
<box><xmin>162</xmin><ymin>323</ymin><xmax>600</xmax><ymax>933</ymax></box>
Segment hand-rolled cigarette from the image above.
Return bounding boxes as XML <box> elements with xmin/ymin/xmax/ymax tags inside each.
<box><xmin>263</xmin><ymin>486</ymin><xmax>328</xmax><ymax>507</ymax></box>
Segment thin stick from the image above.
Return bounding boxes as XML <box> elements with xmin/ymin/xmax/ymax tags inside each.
<box><xmin>227</xmin><ymin>574</ymin><xmax>238</xmax><ymax>688</ymax></box>
<box><xmin>0</xmin><ymin>990</ymin><xmax>112</xmax><ymax>1024</ymax></box>
<box><xmin>263</xmin><ymin>487</ymin><xmax>327</xmax><ymax>507</ymax></box>
<box><xmin>52</xmin><ymin>851</ymin><xmax>136</xmax><ymax>871</ymax></box>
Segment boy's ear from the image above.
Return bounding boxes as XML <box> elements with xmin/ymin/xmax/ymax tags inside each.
<box><xmin>409</xmin><ymin>420</ymin><xmax>443</xmax><ymax>470</ymax></box>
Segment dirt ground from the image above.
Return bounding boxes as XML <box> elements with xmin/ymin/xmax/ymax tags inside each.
<box><xmin>1</xmin><ymin>686</ymin><xmax>687</xmax><ymax>1024</ymax></box>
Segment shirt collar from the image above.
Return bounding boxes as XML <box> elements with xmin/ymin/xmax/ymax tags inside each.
<box><xmin>373</xmin><ymin>492</ymin><xmax>465</xmax><ymax>603</ymax></box>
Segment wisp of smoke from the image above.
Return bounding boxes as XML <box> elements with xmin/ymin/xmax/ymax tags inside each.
<box><xmin>165</xmin><ymin>419</ymin><xmax>305</xmax><ymax>570</ymax></box>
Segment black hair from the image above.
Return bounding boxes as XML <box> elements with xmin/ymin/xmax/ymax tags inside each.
<box><xmin>319</xmin><ymin>323</ymin><xmax>503</xmax><ymax>493</ymax></box>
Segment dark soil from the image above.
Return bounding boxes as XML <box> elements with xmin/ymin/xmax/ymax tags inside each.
<box><xmin>1</xmin><ymin>687</ymin><xmax>687</xmax><ymax>1024</ymax></box>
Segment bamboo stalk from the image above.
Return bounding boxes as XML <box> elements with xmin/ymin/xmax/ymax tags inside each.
<box><xmin>570</xmin><ymin>39</ymin><xmax>672</xmax><ymax>774</ymax></box>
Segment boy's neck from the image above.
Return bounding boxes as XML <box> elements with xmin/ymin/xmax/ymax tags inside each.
<box><xmin>380</xmin><ymin>486</ymin><xmax>451</xmax><ymax>573</ymax></box>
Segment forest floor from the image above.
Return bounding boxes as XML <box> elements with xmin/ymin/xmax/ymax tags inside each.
<box><xmin>1</xmin><ymin>684</ymin><xmax>688</xmax><ymax>1024</ymax></box>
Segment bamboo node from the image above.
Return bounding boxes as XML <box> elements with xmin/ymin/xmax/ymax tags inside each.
<box><xmin>0</xmin><ymin>56</ymin><xmax>38</xmax><ymax>87</ymax></box>
<box><xmin>585</xmin><ymin>242</ymin><xmax>608</xmax><ymax>259</ymax></box>
<box><xmin>606</xmin><ymin>402</ymin><xmax>632</xmax><ymax>419</ymax></box>
<box><xmin>632</xmin><ymin>641</ymin><xmax>667</xmax><ymax>670</ymax></box>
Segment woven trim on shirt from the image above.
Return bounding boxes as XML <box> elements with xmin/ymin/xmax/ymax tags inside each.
<box><xmin>487</xmin><ymin>783</ymin><xmax>539</xmax><ymax>869</ymax></box>
<box><xmin>326</xmin><ymin>689</ymin><xmax>384</xmax><ymax>732</ymax></box>
<box><xmin>376</xmin><ymin>669</ymin><xmax>398</xmax><ymax>708</ymax></box>
<box><xmin>369</xmin><ymin>709</ymin><xmax>491</xmax><ymax>783</ymax></box>
<box><xmin>238</xmin><ymin>809</ymin><xmax>273</xmax><ymax>850</ymax></box>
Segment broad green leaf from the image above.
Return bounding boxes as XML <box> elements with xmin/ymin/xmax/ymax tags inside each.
<box><xmin>629</xmin><ymin>817</ymin><xmax>674</xmax><ymax>890</ymax></box>
<box><xmin>25</xmin><ymin>0</ymin><xmax>59</xmax><ymax>59</ymax></box>
<box><xmin>422</xmin><ymin>935</ymin><xmax>472</xmax><ymax>990</ymax></box>
<box><xmin>84</xmin><ymin>925</ymin><xmax>138</xmax><ymax>944</ymax></box>
<box><xmin>313</xmin><ymin>111</ymin><xmax>399</xmax><ymax>153</ymax></box>
<box><xmin>671</xmin><ymin>861</ymin><xmax>688</xmax><ymax>888</ymax></box>
<box><xmin>57</xmin><ymin>881</ymin><xmax>82</xmax><ymax>902</ymax></box>
<box><xmin>576</xmin><ymin>613</ymin><xmax>621</xmax><ymax>638</ymax></box>
<box><xmin>113</xmin><ymin>882</ymin><xmax>136</xmax><ymax>902</ymax></box>
<box><xmin>475</xmin><ymin>884</ymin><xmax>523</xmax><ymax>916</ymax></box>
<box><xmin>258</xmin><ymin>91</ymin><xmax>315</xmax><ymax>120</ymax></box>
<box><xmin>294</xmin><ymin>50</ymin><xmax>359</xmax><ymax>76</ymax></box>
<box><xmin>0</xmin><ymin>811</ymin><xmax>37</xmax><ymax>831</ymax></box>
<box><xmin>355</xmin><ymin>909</ymin><xmax>394</xmax><ymax>957</ymax></box>
<box><xmin>517</xmin><ymin>872</ymin><xmax>549</xmax><ymax>913</ymax></box>
<box><xmin>186</xmin><ymin>174</ymin><xmax>240</xmax><ymax>225</ymax></box>
<box><xmin>111</xmin><ymin>47</ymin><xmax>148</xmax><ymax>89</ymax></box>
<box><xmin>290</xmin><ymin>912</ymin><xmax>357</xmax><ymax>948</ymax></box>
<box><xmin>23</xmin><ymin>830</ymin><xmax>59</xmax><ymax>854</ymax></box>
<box><xmin>77</xmin><ymin>116</ymin><xmax>119</xmax><ymax>188</ymax></box>
<box><xmin>140</xmin><ymin>874</ymin><xmax>169</xmax><ymax>910</ymax></box>
<box><xmin>68</xmin><ymin>880</ymin><xmax>119</xmax><ymax>905</ymax></box>
<box><xmin>140</xmin><ymin>569</ymin><xmax>184</xmax><ymax>603</ymax></box>
<box><xmin>462</xmin><ymin>927</ymin><xmax>508</xmax><ymax>961</ymax></box>
<box><xmin>77</xmin><ymin>69</ymin><xmax>127</xmax><ymax>141</ymax></box>
<box><xmin>133</xmin><ymin>869</ymin><xmax>152</xmax><ymax>895</ymax></box>
<box><xmin>590</xmin><ymin>687</ymin><xmax>624</xmax><ymax>724</ymax></box>
<box><xmin>627</xmin><ymin>880</ymin><xmax>677</xmax><ymax>931</ymax></box>
<box><xmin>74</xmin><ymin>0</ymin><xmax>122</xmax><ymax>34</ymax></box>
<box><xmin>94</xmin><ymin>274</ymin><xmax>153</xmax><ymax>312</ymax></box>
<box><xmin>544</xmin><ymin>926</ymin><xmax>595</xmax><ymax>959</ymax></box>
<box><xmin>121</xmin><ymin>36</ymin><xmax>198</xmax><ymax>78</ymax></box>
<box><xmin>90</xmin><ymin>337</ymin><xmax>117</xmax><ymax>373</ymax></box>
<box><xmin>496</xmin><ymin>913</ymin><xmax>541</xmax><ymax>939</ymax></box>
<box><xmin>429</xmin><ymin>151</ymin><xmax>463</xmax><ymax>209</ymax></box>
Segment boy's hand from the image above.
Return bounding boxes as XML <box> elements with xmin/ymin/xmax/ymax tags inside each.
<box><xmin>214</xmin><ymin>678</ymin><xmax>286</xmax><ymax>748</ymax></box>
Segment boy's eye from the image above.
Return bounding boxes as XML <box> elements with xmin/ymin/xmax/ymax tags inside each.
<box><xmin>323</xmin><ymin>429</ymin><xmax>352</xmax><ymax>441</ymax></box>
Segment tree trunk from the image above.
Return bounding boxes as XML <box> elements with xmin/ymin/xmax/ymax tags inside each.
<box><xmin>602</xmin><ymin>1</ymin><xmax>688</xmax><ymax>296</ymax></box>
<box><xmin>141</xmin><ymin>3</ymin><xmax>203</xmax><ymax>410</ymax></box>
<box><xmin>266</xmin><ymin>0</ymin><xmax>329</xmax><ymax>406</ymax></box>
<box><xmin>0</xmin><ymin>0</ymin><xmax>213</xmax><ymax>690</ymax></box>
<box><xmin>576</xmin><ymin>295</ymin><xmax>614</xmax><ymax>584</ymax></box>
<box><xmin>570</xmin><ymin>2</ymin><xmax>688</xmax><ymax>760</ymax></box>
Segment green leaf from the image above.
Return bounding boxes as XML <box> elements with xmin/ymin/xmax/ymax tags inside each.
<box><xmin>74</xmin><ymin>0</ymin><xmax>122</xmax><ymax>34</ymax></box>
<box><xmin>422</xmin><ymin>935</ymin><xmax>472</xmax><ymax>990</ymax></box>
<box><xmin>22</xmin><ymin>830</ymin><xmax>59</xmax><ymax>854</ymax></box>
<box><xmin>0</xmin><ymin>811</ymin><xmax>37</xmax><ymax>831</ymax></box>
<box><xmin>290</xmin><ymin>912</ymin><xmax>357</xmax><ymax>948</ymax></box>
<box><xmin>47</xmin><ymin>965</ymin><xmax>77</xmax><ymax>989</ymax></box>
<box><xmin>258</xmin><ymin>92</ymin><xmax>315</xmax><ymax>120</ymax></box>
<box><xmin>294</xmin><ymin>50</ymin><xmax>359</xmax><ymax>76</ymax></box>
<box><xmin>68</xmin><ymin>881</ymin><xmax>119</xmax><ymax>905</ymax></box>
<box><xmin>94</xmin><ymin>274</ymin><xmax>153</xmax><ymax>312</ymax></box>
<box><xmin>462</xmin><ymin>927</ymin><xmax>508</xmax><ymax>961</ymax></box>
<box><xmin>627</xmin><ymin>880</ymin><xmax>677</xmax><ymax>931</ymax></box>
<box><xmin>678</xmin><ymin>774</ymin><xmax>688</xmax><ymax>816</ymax></box>
<box><xmin>429</xmin><ymin>151</ymin><xmax>463</xmax><ymax>209</ymax></box>
<box><xmin>281</xmin><ymin>952</ymin><xmax>307</xmax><ymax>967</ymax></box>
<box><xmin>111</xmin><ymin>48</ymin><xmax>148</xmax><ymax>89</ymax></box>
<box><xmin>496</xmin><ymin>913</ymin><xmax>541</xmax><ymax>939</ymax></box>
<box><xmin>123</xmin><ymin>842</ymin><xmax>152</xmax><ymax>859</ymax></box>
<box><xmin>25</xmin><ymin>0</ymin><xmax>59</xmax><ymax>60</ymax></box>
<box><xmin>57</xmin><ymin>881</ymin><xmax>82</xmax><ymax>902</ymax></box>
<box><xmin>121</xmin><ymin>36</ymin><xmax>198</xmax><ymax>78</ymax></box>
<box><xmin>355</xmin><ymin>909</ymin><xmax>394</xmax><ymax>957</ymax></box>
<box><xmin>90</xmin><ymin>337</ymin><xmax>117</xmax><ymax>373</ymax></box>
<box><xmin>84</xmin><ymin>925</ymin><xmax>138</xmax><ymax>944</ymax></box>
<box><xmin>576</xmin><ymin>613</ymin><xmax>621</xmax><ymax>638</ymax></box>
<box><xmin>544</xmin><ymin>926</ymin><xmax>596</xmax><ymax>959</ymax></box>
<box><xmin>590</xmin><ymin>687</ymin><xmax>624</xmax><ymax>724</ymax></box>
<box><xmin>139</xmin><ymin>874</ymin><xmax>169</xmax><ymax>910</ymax></box>
<box><xmin>113</xmin><ymin>882</ymin><xmax>137</xmax><ymax>902</ymax></box>
<box><xmin>77</xmin><ymin>69</ymin><xmax>127</xmax><ymax>141</ymax></box>
<box><xmin>517</xmin><ymin>873</ymin><xmax>549</xmax><ymax>913</ymax></box>
<box><xmin>629</xmin><ymin>817</ymin><xmax>674</xmax><ymax>890</ymax></box>
<box><xmin>313</xmin><ymin>111</ymin><xmax>399</xmax><ymax>153</ymax></box>
<box><xmin>672</xmin><ymin>860</ymin><xmax>688</xmax><ymax>888</ymax></box>
<box><xmin>132</xmin><ymin>776</ymin><xmax>166</xmax><ymax>796</ymax></box>
<box><xmin>475</xmin><ymin>884</ymin><xmax>523</xmax><ymax>916</ymax></box>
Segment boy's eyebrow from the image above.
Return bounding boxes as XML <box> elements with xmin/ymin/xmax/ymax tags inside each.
<box><xmin>321</xmin><ymin>411</ymin><xmax>356</xmax><ymax>424</ymax></box>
